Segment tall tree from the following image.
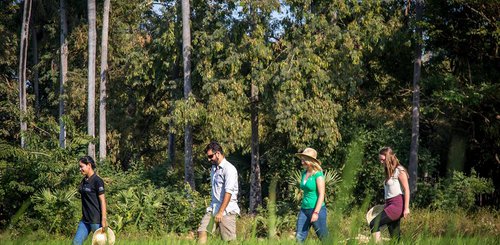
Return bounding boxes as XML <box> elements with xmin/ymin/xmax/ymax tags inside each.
<box><xmin>409</xmin><ymin>0</ymin><xmax>423</xmax><ymax>195</ymax></box>
<box><xmin>423</xmin><ymin>0</ymin><xmax>500</xmax><ymax>189</ymax></box>
<box><xmin>59</xmin><ymin>0</ymin><xmax>68</xmax><ymax>148</ymax></box>
<box><xmin>99</xmin><ymin>0</ymin><xmax>110</xmax><ymax>161</ymax></box>
<box><xmin>249</xmin><ymin>79</ymin><xmax>262</xmax><ymax>213</ymax></box>
<box><xmin>182</xmin><ymin>0</ymin><xmax>194</xmax><ymax>189</ymax></box>
<box><xmin>168</xmin><ymin>116</ymin><xmax>175</xmax><ymax>166</ymax></box>
<box><xmin>87</xmin><ymin>0</ymin><xmax>97</xmax><ymax>158</ymax></box>
<box><xmin>30</xmin><ymin>24</ymin><xmax>39</xmax><ymax>117</ymax></box>
<box><xmin>18</xmin><ymin>0</ymin><xmax>33</xmax><ymax>148</ymax></box>
<box><xmin>245</xmin><ymin>1</ymin><xmax>275</xmax><ymax>214</ymax></box>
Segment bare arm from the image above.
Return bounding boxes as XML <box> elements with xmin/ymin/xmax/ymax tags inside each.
<box><xmin>398</xmin><ymin>170</ymin><xmax>410</xmax><ymax>218</ymax></box>
<box><xmin>311</xmin><ymin>176</ymin><xmax>325</xmax><ymax>222</ymax></box>
<box><xmin>215</xmin><ymin>192</ymin><xmax>232</xmax><ymax>223</ymax></box>
<box><xmin>99</xmin><ymin>194</ymin><xmax>107</xmax><ymax>230</ymax></box>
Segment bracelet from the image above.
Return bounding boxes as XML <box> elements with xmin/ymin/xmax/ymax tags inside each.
<box><xmin>313</xmin><ymin>211</ymin><xmax>319</xmax><ymax>215</ymax></box>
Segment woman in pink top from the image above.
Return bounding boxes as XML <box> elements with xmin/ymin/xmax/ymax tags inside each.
<box><xmin>370</xmin><ymin>147</ymin><xmax>410</xmax><ymax>242</ymax></box>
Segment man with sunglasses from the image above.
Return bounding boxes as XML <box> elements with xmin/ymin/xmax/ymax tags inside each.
<box><xmin>197</xmin><ymin>141</ymin><xmax>240</xmax><ymax>244</ymax></box>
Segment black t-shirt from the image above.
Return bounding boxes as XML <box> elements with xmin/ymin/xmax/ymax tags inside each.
<box><xmin>78</xmin><ymin>173</ymin><xmax>105</xmax><ymax>223</ymax></box>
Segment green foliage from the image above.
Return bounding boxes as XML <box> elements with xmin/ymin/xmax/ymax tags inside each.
<box><xmin>332</xmin><ymin>138</ymin><xmax>365</xmax><ymax>213</ymax></box>
<box><xmin>0</xmin><ymin>136</ymin><xmax>207</xmax><ymax>235</ymax></box>
<box><xmin>1</xmin><ymin>0</ymin><xmax>499</xmax><ymax>238</ymax></box>
<box><xmin>109</xmin><ymin>183</ymin><xmax>205</xmax><ymax>233</ymax></box>
<box><xmin>0</xmin><ymin>138</ymin><xmax>83</xmax><ymax>230</ymax></box>
<box><xmin>0</xmin><ymin>2</ymin><xmax>18</xmax><ymax>57</ymax></box>
<box><xmin>267</xmin><ymin>177</ymin><xmax>278</xmax><ymax>239</ymax></box>
<box><xmin>431</xmin><ymin>170</ymin><xmax>495</xmax><ymax>211</ymax></box>
<box><xmin>30</xmin><ymin>188</ymin><xmax>80</xmax><ymax>235</ymax></box>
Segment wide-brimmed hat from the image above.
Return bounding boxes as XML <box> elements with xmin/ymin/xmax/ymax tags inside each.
<box><xmin>92</xmin><ymin>227</ymin><xmax>116</xmax><ymax>245</ymax></box>
<box><xmin>366</xmin><ymin>205</ymin><xmax>385</xmax><ymax>225</ymax></box>
<box><xmin>295</xmin><ymin>148</ymin><xmax>322</xmax><ymax>168</ymax></box>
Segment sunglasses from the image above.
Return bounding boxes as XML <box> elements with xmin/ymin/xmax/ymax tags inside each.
<box><xmin>207</xmin><ymin>152</ymin><xmax>217</xmax><ymax>159</ymax></box>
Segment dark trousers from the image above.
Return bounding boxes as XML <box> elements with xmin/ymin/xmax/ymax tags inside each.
<box><xmin>369</xmin><ymin>210</ymin><xmax>401</xmax><ymax>240</ymax></box>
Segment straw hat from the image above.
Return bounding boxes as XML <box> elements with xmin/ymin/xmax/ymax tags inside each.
<box><xmin>295</xmin><ymin>147</ymin><xmax>322</xmax><ymax>167</ymax></box>
<box><xmin>366</xmin><ymin>205</ymin><xmax>385</xmax><ymax>225</ymax></box>
<box><xmin>92</xmin><ymin>227</ymin><xmax>116</xmax><ymax>245</ymax></box>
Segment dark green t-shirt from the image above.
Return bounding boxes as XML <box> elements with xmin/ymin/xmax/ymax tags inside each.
<box><xmin>300</xmin><ymin>171</ymin><xmax>325</xmax><ymax>209</ymax></box>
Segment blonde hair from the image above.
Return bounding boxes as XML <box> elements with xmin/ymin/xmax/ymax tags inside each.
<box><xmin>379</xmin><ymin>147</ymin><xmax>407</xmax><ymax>181</ymax></box>
<box><xmin>304</xmin><ymin>160</ymin><xmax>322</xmax><ymax>172</ymax></box>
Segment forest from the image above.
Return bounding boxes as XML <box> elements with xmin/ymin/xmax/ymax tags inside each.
<box><xmin>0</xmin><ymin>0</ymin><xmax>499</xmax><ymax>243</ymax></box>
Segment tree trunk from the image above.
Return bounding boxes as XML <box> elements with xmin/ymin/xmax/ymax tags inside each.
<box><xmin>249</xmin><ymin>82</ymin><xmax>262</xmax><ymax>213</ymax></box>
<box><xmin>99</xmin><ymin>0</ymin><xmax>111</xmax><ymax>161</ymax></box>
<box><xmin>30</xmin><ymin>24</ymin><xmax>39</xmax><ymax>118</ymax></box>
<box><xmin>59</xmin><ymin>0</ymin><xmax>68</xmax><ymax>148</ymax></box>
<box><xmin>87</xmin><ymin>0</ymin><xmax>97</xmax><ymax>159</ymax></box>
<box><xmin>168</xmin><ymin>127</ymin><xmax>175</xmax><ymax>167</ymax></box>
<box><xmin>409</xmin><ymin>0</ymin><xmax>423</xmax><ymax>196</ymax></box>
<box><xmin>182</xmin><ymin>0</ymin><xmax>194</xmax><ymax>190</ymax></box>
<box><xmin>18</xmin><ymin>0</ymin><xmax>32</xmax><ymax>148</ymax></box>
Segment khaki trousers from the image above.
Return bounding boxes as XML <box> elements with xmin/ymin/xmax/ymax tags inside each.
<box><xmin>197</xmin><ymin>212</ymin><xmax>237</xmax><ymax>241</ymax></box>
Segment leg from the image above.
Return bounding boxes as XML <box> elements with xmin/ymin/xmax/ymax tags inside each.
<box><xmin>312</xmin><ymin>206</ymin><xmax>329</xmax><ymax>240</ymax></box>
<box><xmin>387</xmin><ymin>219</ymin><xmax>401</xmax><ymax>241</ymax></box>
<box><xmin>369</xmin><ymin>211</ymin><xmax>393</xmax><ymax>243</ymax></box>
<box><xmin>373</xmin><ymin>231</ymin><xmax>382</xmax><ymax>243</ymax></box>
<box><xmin>219</xmin><ymin>214</ymin><xmax>237</xmax><ymax>241</ymax></box>
<box><xmin>198</xmin><ymin>231</ymin><xmax>207</xmax><ymax>244</ymax></box>
<box><xmin>197</xmin><ymin>212</ymin><xmax>212</xmax><ymax>244</ymax></box>
<box><xmin>72</xmin><ymin>221</ymin><xmax>91</xmax><ymax>245</ymax></box>
<box><xmin>90</xmin><ymin>223</ymin><xmax>101</xmax><ymax>232</ymax></box>
<box><xmin>295</xmin><ymin>209</ymin><xmax>311</xmax><ymax>242</ymax></box>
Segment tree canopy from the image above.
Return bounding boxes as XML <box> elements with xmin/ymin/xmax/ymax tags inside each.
<box><xmin>0</xmin><ymin>0</ymin><xmax>498</xmax><ymax>234</ymax></box>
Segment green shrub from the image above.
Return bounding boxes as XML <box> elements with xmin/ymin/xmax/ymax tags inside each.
<box><xmin>403</xmin><ymin>208</ymin><xmax>499</xmax><ymax>237</ymax></box>
<box><xmin>108</xmin><ymin>183</ymin><xmax>206</xmax><ymax>233</ymax></box>
<box><xmin>431</xmin><ymin>170</ymin><xmax>494</xmax><ymax>210</ymax></box>
<box><xmin>0</xmin><ymin>137</ymin><xmax>84</xmax><ymax>233</ymax></box>
<box><xmin>31</xmin><ymin>188</ymin><xmax>80</xmax><ymax>235</ymax></box>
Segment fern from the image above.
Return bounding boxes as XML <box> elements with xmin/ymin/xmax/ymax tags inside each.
<box><xmin>0</xmin><ymin>140</ymin><xmax>27</xmax><ymax>160</ymax></box>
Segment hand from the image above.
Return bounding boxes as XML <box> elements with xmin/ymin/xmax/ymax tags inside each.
<box><xmin>311</xmin><ymin>212</ymin><xmax>319</xmax><ymax>222</ymax></box>
<box><xmin>403</xmin><ymin>208</ymin><xmax>410</xmax><ymax>218</ymax></box>
<box><xmin>215</xmin><ymin>212</ymin><xmax>223</xmax><ymax>223</ymax></box>
<box><xmin>102</xmin><ymin>219</ymin><xmax>108</xmax><ymax>232</ymax></box>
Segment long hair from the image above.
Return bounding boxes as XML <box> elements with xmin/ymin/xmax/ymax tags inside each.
<box><xmin>305</xmin><ymin>160</ymin><xmax>322</xmax><ymax>172</ymax></box>
<box><xmin>379</xmin><ymin>147</ymin><xmax>405</xmax><ymax>181</ymax></box>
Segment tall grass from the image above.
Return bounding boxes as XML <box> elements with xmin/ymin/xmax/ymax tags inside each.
<box><xmin>1</xmin><ymin>209</ymin><xmax>499</xmax><ymax>245</ymax></box>
<box><xmin>267</xmin><ymin>176</ymin><xmax>278</xmax><ymax>239</ymax></box>
<box><xmin>329</xmin><ymin>138</ymin><xmax>365</xmax><ymax>243</ymax></box>
<box><xmin>1</xmin><ymin>235</ymin><xmax>498</xmax><ymax>245</ymax></box>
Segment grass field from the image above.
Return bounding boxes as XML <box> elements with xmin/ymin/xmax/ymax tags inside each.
<box><xmin>1</xmin><ymin>207</ymin><xmax>498</xmax><ymax>244</ymax></box>
<box><xmin>1</xmin><ymin>227</ymin><xmax>499</xmax><ymax>245</ymax></box>
<box><xmin>0</xmin><ymin>236</ymin><xmax>499</xmax><ymax>245</ymax></box>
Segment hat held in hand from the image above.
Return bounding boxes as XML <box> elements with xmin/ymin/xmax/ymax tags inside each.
<box><xmin>92</xmin><ymin>227</ymin><xmax>116</xmax><ymax>245</ymax></box>
<box><xmin>366</xmin><ymin>205</ymin><xmax>385</xmax><ymax>225</ymax></box>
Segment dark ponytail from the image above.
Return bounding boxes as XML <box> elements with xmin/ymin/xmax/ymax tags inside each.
<box><xmin>79</xmin><ymin>156</ymin><xmax>96</xmax><ymax>169</ymax></box>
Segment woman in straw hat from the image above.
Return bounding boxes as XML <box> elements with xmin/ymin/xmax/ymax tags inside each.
<box><xmin>72</xmin><ymin>156</ymin><xmax>108</xmax><ymax>245</ymax></box>
<box><xmin>369</xmin><ymin>147</ymin><xmax>410</xmax><ymax>242</ymax></box>
<box><xmin>295</xmin><ymin>147</ymin><xmax>328</xmax><ymax>242</ymax></box>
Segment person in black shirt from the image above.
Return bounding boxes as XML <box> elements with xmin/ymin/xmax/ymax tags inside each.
<box><xmin>72</xmin><ymin>156</ymin><xmax>108</xmax><ymax>245</ymax></box>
